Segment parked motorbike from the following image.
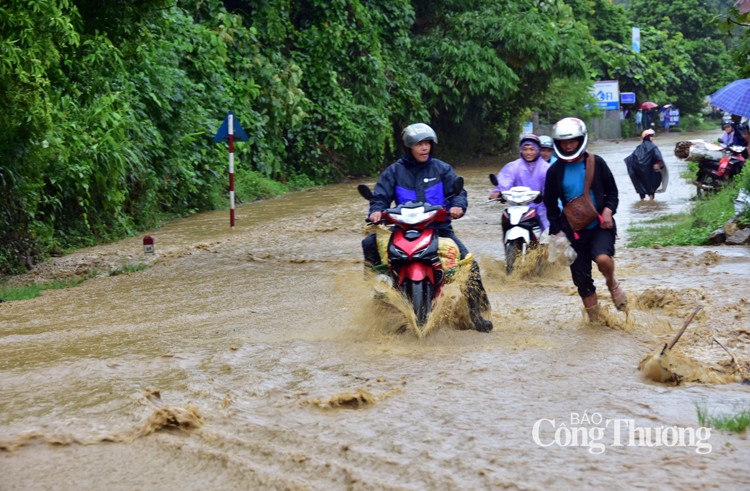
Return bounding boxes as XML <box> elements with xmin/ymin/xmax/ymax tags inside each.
<box><xmin>488</xmin><ymin>174</ymin><xmax>543</xmax><ymax>274</ymax></box>
<box><xmin>694</xmin><ymin>145</ymin><xmax>746</xmax><ymax>196</ymax></box>
<box><xmin>358</xmin><ymin>179</ymin><xmax>464</xmax><ymax>327</ymax></box>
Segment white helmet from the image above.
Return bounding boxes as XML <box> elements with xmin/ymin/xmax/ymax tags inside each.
<box><xmin>552</xmin><ymin>117</ymin><xmax>588</xmax><ymax>162</ymax></box>
<box><xmin>402</xmin><ymin>123</ymin><xmax>438</xmax><ymax>148</ymax></box>
<box><xmin>539</xmin><ymin>135</ymin><xmax>554</xmax><ymax>149</ymax></box>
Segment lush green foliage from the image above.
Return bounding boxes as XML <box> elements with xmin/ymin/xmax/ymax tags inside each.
<box><xmin>697</xmin><ymin>404</ymin><xmax>750</xmax><ymax>433</ymax></box>
<box><xmin>410</xmin><ymin>1</ymin><xmax>594</xmax><ymax>143</ymax></box>
<box><xmin>0</xmin><ymin>278</ymin><xmax>85</xmax><ymax>302</ymax></box>
<box><xmin>626</xmin><ymin>167</ymin><xmax>749</xmax><ymax>247</ymax></box>
<box><xmin>591</xmin><ymin>0</ymin><xmax>741</xmax><ymax>114</ymax></box>
<box><xmin>720</xmin><ymin>1</ymin><xmax>750</xmax><ymax>78</ymax></box>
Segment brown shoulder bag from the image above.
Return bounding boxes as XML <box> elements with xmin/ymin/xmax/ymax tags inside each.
<box><xmin>562</xmin><ymin>153</ymin><xmax>601</xmax><ymax>234</ymax></box>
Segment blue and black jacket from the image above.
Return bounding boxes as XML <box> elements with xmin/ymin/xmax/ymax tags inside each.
<box><xmin>368</xmin><ymin>154</ymin><xmax>468</xmax><ymax>231</ymax></box>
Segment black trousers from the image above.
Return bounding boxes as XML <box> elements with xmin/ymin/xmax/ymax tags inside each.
<box><xmin>569</xmin><ymin>226</ymin><xmax>616</xmax><ymax>298</ymax></box>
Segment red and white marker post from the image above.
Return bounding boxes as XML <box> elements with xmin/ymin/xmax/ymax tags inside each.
<box><xmin>214</xmin><ymin>111</ymin><xmax>248</xmax><ymax>228</ymax></box>
<box><xmin>228</xmin><ymin>113</ymin><xmax>236</xmax><ymax>228</ymax></box>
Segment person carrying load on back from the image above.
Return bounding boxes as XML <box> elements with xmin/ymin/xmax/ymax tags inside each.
<box><xmin>625</xmin><ymin>129</ymin><xmax>666</xmax><ymax>201</ymax></box>
<box><xmin>489</xmin><ymin>134</ymin><xmax>551</xmax><ymax>234</ymax></box>
<box><xmin>543</xmin><ymin>117</ymin><xmax>626</xmax><ymax>321</ymax></box>
<box><xmin>361</xmin><ymin>123</ymin><xmax>493</xmax><ymax>332</ymax></box>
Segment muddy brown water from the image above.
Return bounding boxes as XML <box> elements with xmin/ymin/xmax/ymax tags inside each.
<box><xmin>2</xmin><ymin>131</ymin><xmax>750</xmax><ymax>490</ymax></box>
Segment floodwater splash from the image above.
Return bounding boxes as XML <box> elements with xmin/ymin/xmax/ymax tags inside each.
<box><xmin>301</xmin><ymin>385</ymin><xmax>404</xmax><ymax>410</ymax></box>
<box><xmin>638</xmin><ymin>348</ymin><xmax>740</xmax><ymax>385</ymax></box>
<box><xmin>637</xmin><ymin>306</ymin><xmax>749</xmax><ymax>385</ymax></box>
<box><xmin>346</xmin><ymin>262</ymin><xmax>476</xmax><ymax>339</ymax></box>
<box><xmin>0</xmin><ymin>390</ymin><xmax>204</xmax><ymax>452</ymax></box>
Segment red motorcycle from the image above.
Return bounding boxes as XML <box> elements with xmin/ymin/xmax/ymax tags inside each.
<box><xmin>694</xmin><ymin>145</ymin><xmax>746</xmax><ymax>196</ymax></box>
<box><xmin>358</xmin><ymin>178</ymin><xmax>463</xmax><ymax>326</ymax></box>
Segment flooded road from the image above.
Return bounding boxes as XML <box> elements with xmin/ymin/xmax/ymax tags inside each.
<box><xmin>2</xmin><ymin>131</ymin><xmax>750</xmax><ymax>490</ymax></box>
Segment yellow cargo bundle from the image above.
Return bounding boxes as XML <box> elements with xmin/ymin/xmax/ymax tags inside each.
<box><xmin>373</xmin><ymin>228</ymin><xmax>467</xmax><ymax>282</ymax></box>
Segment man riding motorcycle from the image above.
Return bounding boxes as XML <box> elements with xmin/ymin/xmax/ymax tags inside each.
<box><xmin>362</xmin><ymin>123</ymin><xmax>493</xmax><ymax>332</ymax></box>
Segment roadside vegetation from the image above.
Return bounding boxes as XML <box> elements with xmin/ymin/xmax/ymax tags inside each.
<box><xmin>697</xmin><ymin>404</ymin><xmax>750</xmax><ymax>434</ymax></box>
<box><xmin>0</xmin><ymin>264</ymin><xmax>148</xmax><ymax>302</ymax></box>
<box><xmin>0</xmin><ymin>278</ymin><xmax>85</xmax><ymax>302</ymax></box>
<box><xmin>627</xmin><ymin>168</ymin><xmax>750</xmax><ymax>247</ymax></box>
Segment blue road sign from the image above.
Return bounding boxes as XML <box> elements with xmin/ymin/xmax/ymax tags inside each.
<box><xmin>214</xmin><ymin>111</ymin><xmax>249</xmax><ymax>143</ymax></box>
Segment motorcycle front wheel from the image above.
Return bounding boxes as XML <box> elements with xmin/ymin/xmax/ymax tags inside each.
<box><xmin>697</xmin><ymin>174</ymin><xmax>718</xmax><ymax>197</ymax></box>
<box><xmin>505</xmin><ymin>239</ymin><xmax>523</xmax><ymax>274</ymax></box>
<box><xmin>401</xmin><ymin>278</ymin><xmax>434</xmax><ymax>326</ymax></box>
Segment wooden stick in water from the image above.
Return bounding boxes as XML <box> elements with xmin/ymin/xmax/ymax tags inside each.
<box><xmin>661</xmin><ymin>305</ymin><xmax>703</xmax><ymax>354</ymax></box>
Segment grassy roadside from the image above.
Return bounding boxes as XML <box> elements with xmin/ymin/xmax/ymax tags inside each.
<box><xmin>0</xmin><ymin>264</ymin><xmax>148</xmax><ymax>302</ymax></box>
<box><xmin>626</xmin><ymin>167</ymin><xmax>750</xmax><ymax>247</ymax></box>
<box><xmin>697</xmin><ymin>404</ymin><xmax>750</xmax><ymax>433</ymax></box>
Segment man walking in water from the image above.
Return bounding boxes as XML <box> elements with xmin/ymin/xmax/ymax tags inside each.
<box><xmin>543</xmin><ymin>117</ymin><xmax>626</xmax><ymax>321</ymax></box>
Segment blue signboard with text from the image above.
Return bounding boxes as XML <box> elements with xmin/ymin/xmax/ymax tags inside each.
<box><xmin>621</xmin><ymin>92</ymin><xmax>636</xmax><ymax>104</ymax></box>
<box><xmin>666</xmin><ymin>108</ymin><xmax>680</xmax><ymax>126</ymax></box>
<box><xmin>592</xmin><ymin>81</ymin><xmax>620</xmax><ymax>110</ymax></box>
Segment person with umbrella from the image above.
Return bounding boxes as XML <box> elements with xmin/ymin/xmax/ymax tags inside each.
<box><xmin>639</xmin><ymin>101</ymin><xmax>658</xmax><ymax>131</ymax></box>
<box><xmin>711</xmin><ymin>79</ymin><xmax>750</xmax><ymax>157</ymax></box>
<box><xmin>624</xmin><ymin>129</ymin><xmax>666</xmax><ymax>201</ymax></box>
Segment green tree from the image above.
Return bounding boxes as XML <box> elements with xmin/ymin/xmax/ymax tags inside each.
<box><xmin>408</xmin><ymin>0</ymin><xmax>594</xmax><ymax>150</ymax></box>
<box><xmin>595</xmin><ymin>27</ymin><xmax>701</xmax><ymax>113</ymax></box>
<box><xmin>628</xmin><ymin>0</ymin><xmax>739</xmax><ymax>98</ymax></box>
<box><xmin>0</xmin><ymin>0</ymin><xmax>80</xmax><ymax>272</ymax></box>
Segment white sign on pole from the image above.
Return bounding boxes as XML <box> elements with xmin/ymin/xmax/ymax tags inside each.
<box><xmin>592</xmin><ymin>80</ymin><xmax>620</xmax><ymax>111</ymax></box>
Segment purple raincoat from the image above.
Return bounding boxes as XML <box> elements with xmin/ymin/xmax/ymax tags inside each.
<box><xmin>492</xmin><ymin>156</ymin><xmax>551</xmax><ymax>230</ymax></box>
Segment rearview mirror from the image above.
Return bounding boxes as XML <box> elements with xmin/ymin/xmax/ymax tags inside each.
<box><xmin>357</xmin><ymin>184</ymin><xmax>373</xmax><ymax>201</ymax></box>
<box><xmin>489</xmin><ymin>173</ymin><xmax>498</xmax><ymax>186</ymax></box>
<box><xmin>452</xmin><ymin>176</ymin><xmax>464</xmax><ymax>196</ymax></box>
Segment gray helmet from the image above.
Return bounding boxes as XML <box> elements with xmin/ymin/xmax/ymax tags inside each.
<box><xmin>539</xmin><ymin>135</ymin><xmax>554</xmax><ymax>149</ymax></box>
<box><xmin>552</xmin><ymin>117</ymin><xmax>588</xmax><ymax>162</ymax></box>
<box><xmin>402</xmin><ymin>123</ymin><xmax>438</xmax><ymax>148</ymax></box>
<box><xmin>519</xmin><ymin>133</ymin><xmax>541</xmax><ymax>147</ymax></box>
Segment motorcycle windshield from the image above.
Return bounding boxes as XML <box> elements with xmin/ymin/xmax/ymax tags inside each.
<box><xmin>501</xmin><ymin>190</ymin><xmax>539</xmax><ymax>205</ymax></box>
<box><xmin>392</xmin><ymin>206</ymin><xmax>437</xmax><ymax>225</ymax></box>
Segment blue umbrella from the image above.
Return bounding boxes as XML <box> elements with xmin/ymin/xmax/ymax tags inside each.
<box><xmin>710</xmin><ymin>78</ymin><xmax>750</xmax><ymax>118</ymax></box>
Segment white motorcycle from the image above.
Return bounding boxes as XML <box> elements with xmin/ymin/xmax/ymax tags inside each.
<box><xmin>489</xmin><ymin>175</ymin><xmax>544</xmax><ymax>274</ymax></box>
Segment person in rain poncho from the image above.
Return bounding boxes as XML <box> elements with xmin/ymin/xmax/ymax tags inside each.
<box><xmin>489</xmin><ymin>134</ymin><xmax>550</xmax><ymax>232</ymax></box>
<box><xmin>625</xmin><ymin>129</ymin><xmax>665</xmax><ymax>200</ymax></box>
